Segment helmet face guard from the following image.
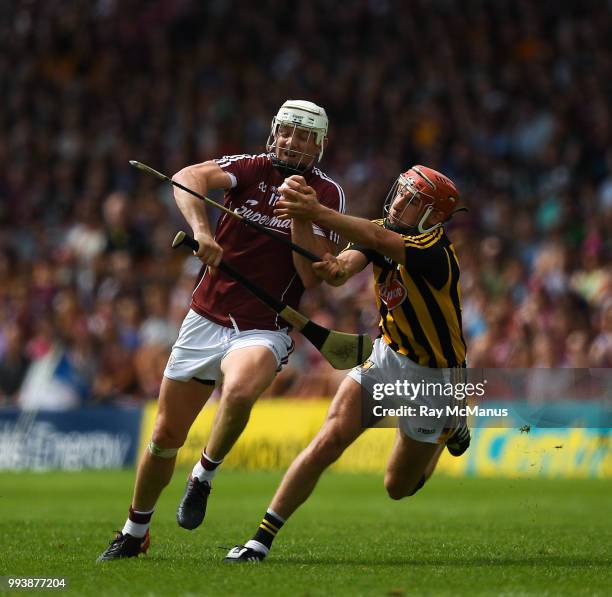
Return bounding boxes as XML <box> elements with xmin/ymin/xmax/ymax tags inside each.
<box><xmin>266</xmin><ymin>100</ymin><xmax>328</xmax><ymax>175</ymax></box>
<box><xmin>384</xmin><ymin>166</ymin><xmax>461</xmax><ymax>234</ymax></box>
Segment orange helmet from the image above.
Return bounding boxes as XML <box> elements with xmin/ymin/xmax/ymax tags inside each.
<box><xmin>384</xmin><ymin>165</ymin><xmax>462</xmax><ymax>233</ymax></box>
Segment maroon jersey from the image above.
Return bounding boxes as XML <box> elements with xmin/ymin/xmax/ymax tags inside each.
<box><xmin>191</xmin><ymin>153</ymin><xmax>346</xmax><ymax>330</ymax></box>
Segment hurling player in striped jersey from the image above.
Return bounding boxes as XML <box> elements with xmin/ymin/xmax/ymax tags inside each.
<box><xmin>98</xmin><ymin>101</ymin><xmax>346</xmax><ymax>562</ymax></box>
<box><xmin>225</xmin><ymin>165</ymin><xmax>470</xmax><ymax>563</ymax></box>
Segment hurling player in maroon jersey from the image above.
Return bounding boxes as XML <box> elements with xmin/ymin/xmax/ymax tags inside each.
<box><xmin>98</xmin><ymin>100</ymin><xmax>345</xmax><ymax>562</ymax></box>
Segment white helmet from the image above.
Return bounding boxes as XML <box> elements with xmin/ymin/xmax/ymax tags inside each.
<box><xmin>266</xmin><ymin>100</ymin><xmax>328</xmax><ymax>172</ymax></box>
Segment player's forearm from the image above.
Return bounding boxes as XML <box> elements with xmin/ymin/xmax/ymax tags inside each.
<box><xmin>291</xmin><ymin>219</ymin><xmax>326</xmax><ymax>288</ymax></box>
<box><xmin>314</xmin><ymin>250</ymin><xmax>367</xmax><ymax>287</ymax></box>
<box><xmin>314</xmin><ymin>206</ymin><xmax>383</xmax><ymax>251</ymax></box>
<box><xmin>172</xmin><ymin>168</ymin><xmax>213</xmax><ymax>236</ymax></box>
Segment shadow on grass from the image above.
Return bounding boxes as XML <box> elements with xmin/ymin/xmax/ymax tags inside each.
<box><xmin>112</xmin><ymin>553</ymin><xmax>611</xmax><ymax>569</ymax></box>
<box><xmin>268</xmin><ymin>555</ymin><xmax>611</xmax><ymax>567</ymax></box>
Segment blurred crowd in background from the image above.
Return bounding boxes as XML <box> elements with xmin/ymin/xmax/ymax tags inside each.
<box><xmin>1</xmin><ymin>0</ymin><xmax>610</xmax><ymax>408</ymax></box>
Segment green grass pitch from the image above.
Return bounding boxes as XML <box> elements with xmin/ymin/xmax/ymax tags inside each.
<box><xmin>2</xmin><ymin>470</ymin><xmax>611</xmax><ymax>596</ymax></box>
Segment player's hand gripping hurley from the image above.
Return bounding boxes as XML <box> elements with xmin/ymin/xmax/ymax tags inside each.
<box><xmin>130</xmin><ymin>160</ymin><xmax>320</xmax><ymax>262</ymax></box>
<box><xmin>172</xmin><ymin>231</ymin><xmax>373</xmax><ymax>370</ymax></box>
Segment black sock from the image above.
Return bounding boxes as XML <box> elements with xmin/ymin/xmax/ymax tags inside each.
<box><xmin>252</xmin><ymin>509</ymin><xmax>285</xmax><ymax>549</ymax></box>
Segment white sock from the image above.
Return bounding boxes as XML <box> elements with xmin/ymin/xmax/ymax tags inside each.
<box><xmin>122</xmin><ymin>508</ymin><xmax>154</xmax><ymax>538</ymax></box>
<box><xmin>192</xmin><ymin>452</ymin><xmax>223</xmax><ymax>483</ymax></box>
<box><xmin>245</xmin><ymin>539</ymin><xmax>269</xmax><ymax>555</ymax></box>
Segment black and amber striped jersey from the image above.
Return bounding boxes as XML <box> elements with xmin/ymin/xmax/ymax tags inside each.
<box><xmin>346</xmin><ymin>220</ymin><xmax>466</xmax><ymax>368</ymax></box>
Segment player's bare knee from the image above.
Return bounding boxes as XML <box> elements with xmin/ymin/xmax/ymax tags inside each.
<box><xmin>384</xmin><ymin>477</ymin><xmax>407</xmax><ymax>500</ymax></box>
<box><xmin>221</xmin><ymin>384</ymin><xmax>259</xmax><ymax>410</ymax></box>
<box><xmin>151</xmin><ymin>422</ymin><xmax>186</xmax><ymax>450</ymax></box>
<box><xmin>385</xmin><ymin>474</ymin><xmax>425</xmax><ymax>500</ymax></box>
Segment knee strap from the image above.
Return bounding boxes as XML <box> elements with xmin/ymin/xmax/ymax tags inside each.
<box><xmin>148</xmin><ymin>441</ymin><xmax>179</xmax><ymax>458</ymax></box>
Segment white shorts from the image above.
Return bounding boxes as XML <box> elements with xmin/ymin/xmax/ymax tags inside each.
<box><xmin>164</xmin><ymin>309</ymin><xmax>294</xmax><ymax>385</ymax></box>
<box><xmin>348</xmin><ymin>338</ymin><xmax>464</xmax><ymax>444</ymax></box>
